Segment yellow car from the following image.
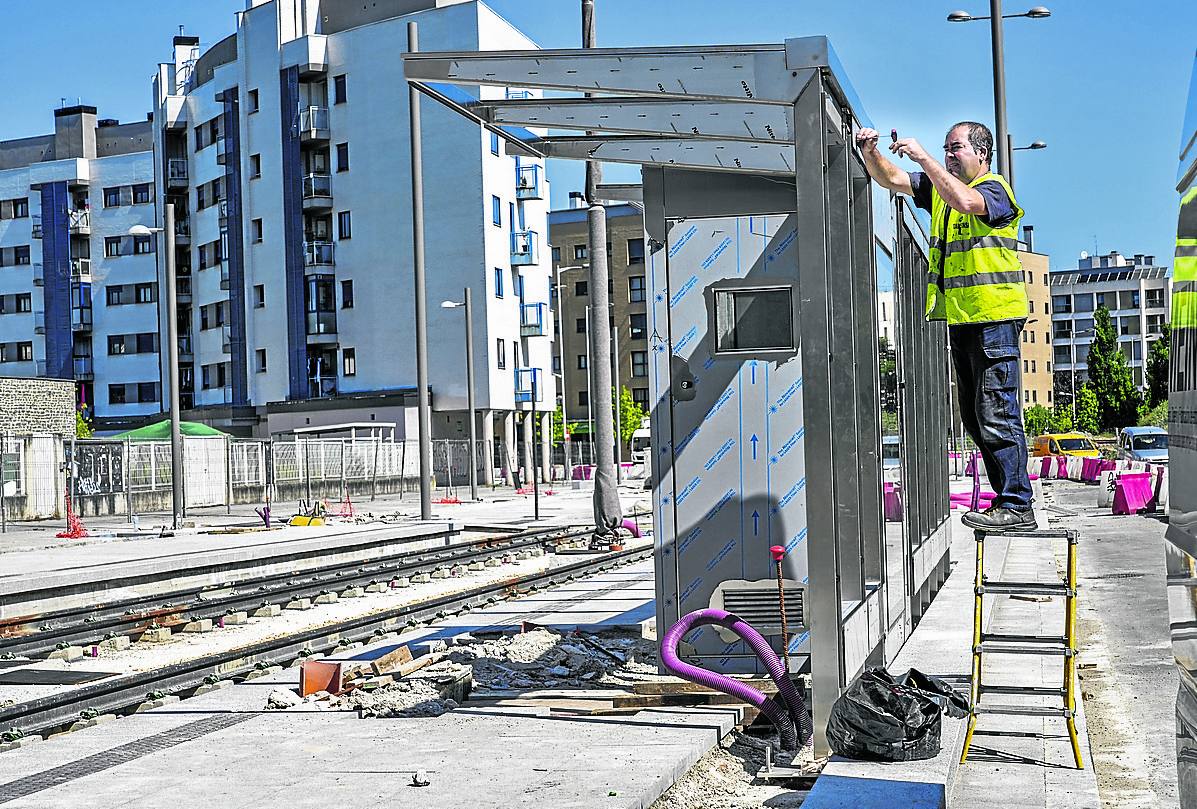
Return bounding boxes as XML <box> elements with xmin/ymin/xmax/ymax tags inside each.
<box><xmin>1031</xmin><ymin>433</ymin><xmax>1100</xmax><ymax>458</ymax></box>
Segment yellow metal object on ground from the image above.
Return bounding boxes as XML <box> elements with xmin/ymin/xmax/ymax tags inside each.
<box><xmin>288</xmin><ymin>515</ymin><xmax>326</xmax><ymax>526</ymax></box>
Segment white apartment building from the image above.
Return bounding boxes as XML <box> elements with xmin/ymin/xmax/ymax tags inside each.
<box><xmin>1051</xmin><ymin>251</ymin><xmax>1172</xmax><ymax>390</ymax></box>
<box><xmin>150</xmin><ymin>0</ymin><xmax>554</xmax><ymax>453</ymax></box>
<box><xmin>0</xmin><ymin>106</ymin><xmax>162</xmax><ymax>430</ymax></box>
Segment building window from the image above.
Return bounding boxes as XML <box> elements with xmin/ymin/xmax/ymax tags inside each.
<box><xmin>491</xmin><ymin>195</ymin><xmax>501</xmax><ymax>226</ymax></box>
<box><xmin>248</xmin><ymin>89</ymin><xmax>259</xmax><ymax>113</ymax></box>
<box><xmin>256</xmin><ymin>348</ymin><xmax>267</xmax><ymax>372</ymax></box>
<box><xmin>1030</xmin><ymin>331</ymin><xmax>1036</xmax><ymax>343</ymax></box>
<box><xmin>496</xmin><ymin>339</ymin><xmax>506</xmax><ymax>370</ymax></box>
<box><xmin>108</xmin><ymin>384</ymin><xmax>127</xmax><ymax>405</ymax></box>
<box><xmin>108</xmin><ymin>335</ymin><xmax>126</xmax><ymax>355</ymax></box>
<box><xmin>341</xmin><ymin>347</ymin><xmax>356</xmax><ymax>376</ymax></box>
<box><xmin>1023</xmin><ymin>359</ymin><xmax>1029</xmax><ymax>373</ymax></box>
<box><xmin>551</xmin><ymin>246</ymin><xmax>561</xmax><ymax>263</ymax></box>
<box><xmin>341</xmin><ymin>279</ymin><xmax>354</xmax><ymax>309</ymax></box>
<box><xmin>137</xmin><ymin>382</ymin><xmax>159</xmax><ymax>403</ymax></box>
<box><xmin>103</xmin><ymin>187</ymin><xmax>122</xmax><ymax>208</ymax></box>
<box><xmin>0</xmin><ymin>198</ymin><xmax>29</xmax><ymax>219</ymax></box>
<box><xmin>106</xmin><ymin>286</ymin><xmax>126</xmax><ymax>306</ymax></box>
<box><xmin>254</xmin><ymin>284</ymin><xmax>265</xmax><ymax>308</ymax></box>
<box><xmin>490</xmin><ymin>132</ymin><xmax>500</xmax><ymax>156</ymax></box>
<box><xmin>576</xmin><ymin>317</ymin><xmax>586</xmax><ymax>334</ymax></box>
<box><xmin>627</xmin><ymin>238</ymin><xmax>645</xmax><ymax>263</ymax></box>
<box><xmin>104</xmin><ymin>237</ymin><xmax>123</xmax><ymax>257</ymax></box>
<box><xmin>552</xmin><ymin>355</ymin><xmax>560</xmax><ymax>373</ymax></box>
<box><xmin>631</xmin><ymin>351</ymin><xmax>648</xmax><ymax>378</ymax></box>
<box><xmin>573</xmin><ymin>244</ymin><xmax>587</xmax><ymax>260</ymax></box>
<box><xmin>629</xmin><ymin>276</ymin><xmax>646</xmax><ymax>302</ymax></box>
<box><xmin>577</xmin><ymin>354</ymin><xmax>588</xmax><ymax>370</ymax></box>
<box><xmin>133</xmin><ymin>235</ymin><xmax>154</xmax><ymax>255</ymax></box>
<box><xmin>335</xmin><ymin>142</ymin><xmax>349</xmax><ymax>172</ymax></box>
<box><xmin>252</xmin><ymin>218</ymin><xmax>263</xmax><ymax>243</ymax></box>
<box><xmin>575</xmin><ymin>280</ymin><xmax>588</xmax><ymax>296</ymax></box>
<box><xmin>337</xmin><ymin>210</ymin><xmax>352</xmax><ymax>240</ymax></box>
<box><xmin>630</xmin><ymin>313</ymin><xmax>647</xmax><ymax>340</ymax></box>
<box><xmin>250</xmin><ymin>154</ymin><xmax>261</xmax><ymax>179</ymax></box>
<box><xmin>135</xmin><ymin>283</ymin><xmax>156</xmax><ymax>304</ymax></box>
<box><xmin>632</xmin><ymin>387</ymin><xmax>649</xmax><ymax>409</ymax></box>
<box><xmin>132</xmin><ymin>184</ymin><xmax>152</xmax><ymax>204</ymax></box>
<box><xmin>494</xmin><ymin>267</ymin><xmax>504</xmax><ymax>298</ymax></box>
<box><xmin>577</xmin><ymin>390</ymin><xmax>589</xmax><ymax>407</ymax></box>
<box><xmin>333</xmin><ymin>74</ymin><xmax>347</xmax><ymax>104</ymax></box>
<box><xmin>514</xmin><ymin>271</ymin><xmax>524</xmax><ymax>299</ymax></box>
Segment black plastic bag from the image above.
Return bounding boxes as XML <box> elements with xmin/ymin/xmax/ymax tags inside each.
<box><xmin>826</xmin><ymin>667</ymin><xmax>969</xmax><ymax>761</ymax></box>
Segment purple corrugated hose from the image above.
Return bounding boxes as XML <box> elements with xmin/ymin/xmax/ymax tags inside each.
<box><xmin>661</xmin><ymin>608</ymin><xmax>813</xmax><ymax>749</ymax></box>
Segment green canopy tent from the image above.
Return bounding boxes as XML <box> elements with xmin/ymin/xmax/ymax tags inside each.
<box><xmin>115</xmin><ymin>420</ymin><xmax>229</xmax><ymax>440</ymax></box>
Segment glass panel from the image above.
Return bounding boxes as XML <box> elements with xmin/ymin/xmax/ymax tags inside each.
<box><xmin>713</xmin><ymin>288</ymin><xmax>794</xmax><ymax>352</ymax></box>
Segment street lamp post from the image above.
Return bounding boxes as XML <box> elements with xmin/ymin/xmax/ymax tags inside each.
<box><xmin>947</xmin><ymin>4</ymin><xmax>1051</xmax><ymax>178</ymax></box>
<box><xmin>130</xmin><ymin>205</ymin><xmax>183</xmax><ymax>529</ymax></box>
<box><xmin>1008</xmin><ymin>138</ymin><xmax>1047</xmax><ymax>189</ymax></box>
<box><xmin>407</xmin><ymin>21</ymin><xmax>433</xmax><ymax>521</ymax></box>
<box><xmin>440</xmin><ymin>289</ymin><xmax>478</xmax><ymax>502</ymax></box>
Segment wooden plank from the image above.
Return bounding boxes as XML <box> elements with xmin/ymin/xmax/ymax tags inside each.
<box><xmin>370</xmin><ymin>645</ymin><xmax>414</xmax><ymax>676</ymax></box>
<box><xmin>630</xmin><ymin>678</ymin><xmax>777</xmax><ymax>695</ymax></box>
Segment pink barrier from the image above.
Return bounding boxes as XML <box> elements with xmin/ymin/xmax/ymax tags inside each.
<box><xmin>1112</xmin><ymin>472</ymin><xmax>1154</xmax><ymax>515</ymax></box>
<box><xmin>1039</xmin><ymin>456</ymin><xmax>1053</xmax><ymax>478</ymax></box>
<box><xmin>572</xmin><ymin>465</ymin><xmax>594</xmax><ymax>480</ymax></box>
<box><xmin>1056</xmin><ymin>456</ymin><xmax>1068</xmax><ymax>478</ymax></box>
<box><xmin>884</xmin><ymin>483</ymin><xmax>904</xmax><ymax>522</ymax></box>
<box><xmin>1081</xmin><ymin>457</ymin><xmax>1099</xmax><ymax>482</ymax></box>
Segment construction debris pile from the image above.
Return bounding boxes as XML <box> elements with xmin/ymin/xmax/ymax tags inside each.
<box><xmin>447</xmin><ymin>627</ymin><xmax>660</xmax><ymax>691</ymax></box>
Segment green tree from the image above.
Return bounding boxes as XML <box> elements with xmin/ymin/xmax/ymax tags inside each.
<box><xmin>1075</xmin><ymin>383</ymin><xmax>1100</xmax><ymax>435</ymax></box>
<box><xmin>1145</xmin><ymin>323</ymin><xmax>1171</xmax><ymax>407</ymax></box>
<box><xmin>1085</xmin><ymin>306</ymin><xmax>1142</xmax><ymax>430</ymax></box>
<box><xmin>1047</xmin><ymin>405</ymin><xmax>1074</xmax><ymax>433</ymax></box>
<box><xmin>615</xmin><ymin>386</ymin><xmax>647</xmax><ymax>447</ymax></box>
<box><xmin>75</xmin><ymin>411</ymin><xmax>93</xmax><ymax>438</ymax></box>
<box><xmin>1023</xmin><ymin>404</ymin><xmax>1052</xmax><ymax>436</ymax></box>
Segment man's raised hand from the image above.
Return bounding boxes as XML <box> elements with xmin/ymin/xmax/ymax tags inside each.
<box><xmin>889</xmin><ymin>137</ymin><xmax>930</xmax><ymax>164</ymax></box>
<box><xmin>855</xmin><ymin>128</ymin><xmax>880</xmax><ymax>152</ymax></box>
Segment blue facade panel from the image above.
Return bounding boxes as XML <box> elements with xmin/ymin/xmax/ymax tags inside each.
<box><xmin>39</xmin><ymin>182</ymin><xmax>72</xmax><ymax>379</ymax></box>
<box><xmin>279</xmin><ymin>67</ymin><xmax>307</xmax><ymax>400</ymax></box>
<box><xmin>223</xmin><ymin>87</ymin><xmax>249</xmax><ymax>405</ymax></box>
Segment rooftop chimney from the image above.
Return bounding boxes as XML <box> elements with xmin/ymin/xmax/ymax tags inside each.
<box><xmin>1022</xmin><ymin>224</ymin><xmax>1034</xmax><ymax>253</ymax></box>
<box><xmin>53</xmin><ymin>105</ymin><xmax>97</xmax><ymax>160</ymax></box>
<box><xmin>568</xmin><ymin>191</ymin><xmax>586</xmax><ymax>209</ymax></box>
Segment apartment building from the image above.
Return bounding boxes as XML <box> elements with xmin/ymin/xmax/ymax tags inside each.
<box><xmin>548</xmin><ymin>198</ymin><xmax>648</xmax><ymax>427</ymax></box>
<box><xmin>1018</xmin><ymin>244</ymin><xmax>1053</xmax><ymax>409</ymax></box>
<box><xmin>0</xmin><ymin>105</ymin><xmax>161</xmax><ymax>430</ymax></box>
<box><xmin>151</xmin><ymin>0</ymin><xmax>554</xmax><ymax>448</ymax></box>
<box><xmin>1050</xmin><ymin>250</ymin><xmax>1171</xmax><ymax>393</ymax></box>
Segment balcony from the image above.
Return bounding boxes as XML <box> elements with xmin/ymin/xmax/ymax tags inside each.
<box><xmin>68</xmin><ymin>209</ymin><xmax>90</xmax><ymax>236</ymax></box>
<box><xmin>175</xmin><ymin>218</ymin><xmax>191</xmax><ymax>245</ymax></box>
<box><xmin>218</xmin><ymin>199</ymin><xmax>228</xmax><ymax>226</ymax></box>
<box><xmin>514</xmin><ymin>368</ymin><xmax>543</xmax><ymax>403</ymax></box>
<box><xmin>215</xmin><ymin>136</ymin><xmax>229</xmax><ymax>166</ymax></box>
<box><xmin>302</xmin><ymin>173</ymin><xmax>333</xmax><ymax>210</ymax></box>
<box><xmin>305</xmin><ymin>311</ymin><xmax>338</xmax><ymax>344</ymax></box>
<box><xmin>298</xmin><ymin>106</ymin><xmax>329</xmax><ymax>143</ymax></box>
<box><xmin>178</xmin><ymin>333</ymin><xmax>193</xmax><ymax>361</ymax></box>
<box><xmin>221</xmin><ymin>325</ymin><xmax>231</xmax><ymax>354</ymax></box>
<box><xmin>520</xmin><ymin>302</ymin><xmax>547</xmax><ymax>337</ymax></box>
<box><xmin>71</xmin><ymin>258</ymin><xmax>91</xmax><ymax>282</ymax></box>
<box><xmin>510</xmin><ymin>230</ymin><xmax>538</xmax><ymax>266</ymax></box>
<box><xmin>304</xmin><ymin>241</ymin><xmax>335</xmax><ymax>269</ymax></box>
<box><xmin>31</xmin><ymin>215</ymin><xmax>42</xmax><ymax>239</ymax></box>
<box><xmin>219</xmin><ymin>262</ymin><xmax>230</xmax><ymax>291</ymax></box>
<box><xmin>176</xmin><ymin>274</ymin><xmax>192</xmax><ymax>303</ymax></box>
<box><xmin>516</xmin><ymin>165</ymin><xmax>542</xmax><ymax>200</ymax></box>
<box><xmin>71</xmin><ymin>303</ymin><xmax>92</xmax><ymax>332</ymax></box>
<box><xmin>73</xmin><ymin>356</ymin><xmax>93</xmax><ymax>381</ymax></box>
<box><xmin>308</xmin><ymin>376</ymin><xmax>338</xmax><ymax>399</ymax></box>
<box><xmin>33</xmin><ymin>310</ymin><xmax>45</xmax><ymax>335</ymax></box>
<box><xmin>167</xmin><ymin>158</ymin><xmax>188</xmax><ymax>188</ymax></box>
<box><xmin>31</xmin><ymin>263</ymin><xmax>43</xmax><ymax>287</ymax></box>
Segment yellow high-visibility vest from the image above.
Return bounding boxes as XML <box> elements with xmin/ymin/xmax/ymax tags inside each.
<box><xmin>1174</xmin><ymin>185</ymin><xmax>1197</xmax><ymax>329</ymax></box>
<box><xmin>926</xmin><ymin>172</ymin><xmax>1029</xmax><ymax>325</ymax></box>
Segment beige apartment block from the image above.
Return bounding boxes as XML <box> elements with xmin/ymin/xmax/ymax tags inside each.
<box><xmin>1018</xmin><ymin>248</ymin><xmax>1054</xmax><ymax>410</ymax></box>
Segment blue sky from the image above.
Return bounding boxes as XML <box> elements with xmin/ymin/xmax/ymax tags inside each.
<box><xmin>2</xmin><ymin>0</ymin><xmax>1192</xmax><ymax>271</ymax></box>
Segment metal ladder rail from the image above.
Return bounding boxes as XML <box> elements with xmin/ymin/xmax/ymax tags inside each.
<box><xmin>960</xmin><ymin>527</ymin><xmax>1083</xmax><ymax>769</ymax></box>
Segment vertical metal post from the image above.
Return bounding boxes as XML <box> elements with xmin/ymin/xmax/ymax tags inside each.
<box><xmin>225</xmin><ymin>436</ymin><xmax>232</xmax><ymax>514</ymax></box>
<box><xmin>370</xmin><ymin>433</ymin><xmax>380</xmax><ymax>501</ymax></box>
<box><xmin>555</xmin><ymin>266</ymin><xmax>571</xmax><ymax>481</ymax></box>
<box><xmin>532</xmin><ymin>370</ymin><xmax>539</xmax><ymax>520</ymax></box>
<box><xmin>408</xmin><ymin>21</ymin><xmax>433</xmax><ymax>521</ymax></box>
<box><xmin>1005</xmin><ymin>133</ymin><xmax>1016</xmax><ymax>189</ymax></box>
<box><xmin>612</xmin><ymin>305</ymin><xmax>623</xmax><ymax>482</ymax></box>
<box><xmin>164</xmin><ymin>202</ymin><xmax>183</xmax><ymax>529</ymax></box>
<box><xmin>989</xmin><ymin>0</ymin><xmax>1011</xmax><ymax>178</ymax></box>
<box><xmin>585</xmin><ymin>305</ymin><xmax>594</xmax><ymax>456</ymax></box>
<box><xmin>464</xmin><ymin>286</ymin><xmax>479</xmax><ymax>502</ymax></box>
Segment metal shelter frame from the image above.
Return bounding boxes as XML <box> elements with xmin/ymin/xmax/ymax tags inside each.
<box><xmin>402</xmin><ymin>35</ymin><xmax>952</xmax><ymax>755</ymax></box>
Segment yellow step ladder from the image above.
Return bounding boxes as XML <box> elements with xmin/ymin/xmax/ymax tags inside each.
<box><xmin>960</xmin><ymin>526</ymin><xmax>1083</xmax><ymax>768</ymax></box>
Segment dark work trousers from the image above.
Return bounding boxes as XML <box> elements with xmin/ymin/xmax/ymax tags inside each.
<box><xmin>949</xmin><ymin>319</ymin><xmax>1034</xmax><ymax>511</ymax></box>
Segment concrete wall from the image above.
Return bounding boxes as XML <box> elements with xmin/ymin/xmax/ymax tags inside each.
<box><xmin>0</xmin><ymin>376</ymin><xmax>75</xmax><ymax>434</ymax></box>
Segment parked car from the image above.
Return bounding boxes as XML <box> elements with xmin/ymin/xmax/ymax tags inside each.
<box><xmin>1031</xmin><ymin>432</ymin><xmax>1100</xmax><ymax>458</ymax></box>
<box><xmin>1118</xmin><ymin>425</ymin><xmax>1168</xmax><ymax>465</ymax></box>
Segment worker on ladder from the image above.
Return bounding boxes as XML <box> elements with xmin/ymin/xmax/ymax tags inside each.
<box><xmin>856</xmin><ymin>121</ymin><xmax>1036</xmax><ymax>531</ymax></box>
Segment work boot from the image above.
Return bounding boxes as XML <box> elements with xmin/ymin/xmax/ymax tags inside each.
<box><xmin>961</xmin><ymin>505</ymin><xmax>1037</xmax><ymax>531</ymax></box>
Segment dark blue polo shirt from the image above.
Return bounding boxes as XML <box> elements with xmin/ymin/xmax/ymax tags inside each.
<box><xmin>908</xmin><ymin>172</ymin><xmax>1017</xmax><ymax>228</ymax></box>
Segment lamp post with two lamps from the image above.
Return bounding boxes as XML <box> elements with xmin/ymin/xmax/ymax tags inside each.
<box><xmin>130</xmin><ymin>204</ymin><xmax>183</xmax><ymax>528</ymax></box>
<box><xmin>440</xmin><ymin>290</ymin><xmax>479</xmax><ymax>503</ymax></box>
<box><xmin>947</xmin><ymin>3</ymin><xmax>1051</xmax><ymax>180</ymax></box>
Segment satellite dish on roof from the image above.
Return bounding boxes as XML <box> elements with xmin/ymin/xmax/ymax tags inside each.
<box><xmin>1079</xmin><ymin>251</ymin><xmax>1089</xmax><ymax>259</ymax></box>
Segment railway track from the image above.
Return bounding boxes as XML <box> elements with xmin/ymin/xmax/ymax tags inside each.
<box><xmin>0</xmin><ymin>524</ymin><xmax>590</xmax><ymax>659</ymax></box>
<box><xmin>0</xmin><ymin>543</ymin><xmax>653</xmax><ymax>741</ymax></box>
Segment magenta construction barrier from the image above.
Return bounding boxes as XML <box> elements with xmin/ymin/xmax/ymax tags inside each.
<box><xmin>884</xmin><ymin>482</ymin><xmax>904</xmax><ymax>521</ymax></box>
<box><xmin>1112</xmin><ymin>472</ymin><xmax>1154</xmax><ymax>514</ymax></box>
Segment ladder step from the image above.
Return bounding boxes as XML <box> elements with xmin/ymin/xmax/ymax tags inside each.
<box><xmin>979</xmin><ymin>684</ymin><xmax>1068</xmax><ymax>697</ymax></box>
<box><xmin>976</xmin><ymin>640</ymin><xmax>1074</xmax><ymax>656</ymax></box>
<box><xmin>981</xmin><ymin>632</ymin><xmax>1070</xmax><ymax>646</ymax></box>
<box><xmin>979</xmin><ymin>581</ymin><xmax>1074</xmax><ymax>596</ymax></box>
<box><xmin>974</xmin><ymin>703</ymin><xmax>1074</xmax><ymax>717</ymax></box>
<box><xmin>973</xmin><ymin>528</ymin><xmax>1079</xmax><ymax>543</ymax></box>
